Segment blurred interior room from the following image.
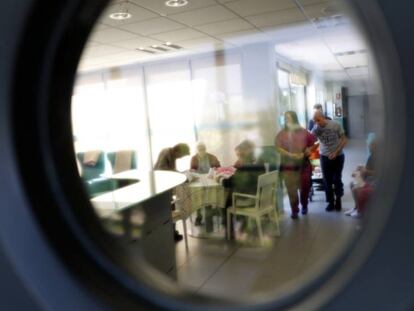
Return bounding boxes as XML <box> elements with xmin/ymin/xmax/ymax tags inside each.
<box><xmin>72</xmin><ymin>0</ymin><xmax>383</xmax><ymax>301</ymax></box>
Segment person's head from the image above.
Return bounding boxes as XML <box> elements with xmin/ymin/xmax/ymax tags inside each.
<box><xmin>313</xmin><ymin>110</ymin><xmax>328</xmax><ymax>127</ymax></box>
<box><xmin>173</xmin><ymin>143</ymin><xmax>190</xmax><ymax>159</ymax></box>
<box><xmin>313</xmin><ymin>103</ymin><xmax>324</xmax><ymax>113</ymax></box>
<box><xmin>196</xmin><ymin>142</ymin><xmax>207</xmax><ymax>157</ymax></box>
<box><xmin>284</xmin><ymin>111</ymin><xmax>300</xmax><ymax>130</ymax></box>
<box><xmin>235</xmin><ymin>140</ymin><xmax>255</xmax><ymax>163</ymax></box>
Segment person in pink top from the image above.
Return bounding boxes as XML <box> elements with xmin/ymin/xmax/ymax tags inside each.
<box><xmin>275</xmin><ymin>111</ymin><xmax>317</xmax><ymax>219</ymax></box>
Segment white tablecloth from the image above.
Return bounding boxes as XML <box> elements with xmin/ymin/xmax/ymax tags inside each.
<box><xmin>175</xmin><ymin>175</ymin><xmax>228</xmax><ymax>213</ymax></box>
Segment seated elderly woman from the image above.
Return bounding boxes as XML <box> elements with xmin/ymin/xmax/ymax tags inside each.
<box><xmin>190</xmin><ymin>142</ymin><xmax>221</xmax><ymax>174</ymax></box>
<box><xmin>190</xmin><ymin>142</ymin><xmax>221</xmax><ymax>227</ymax></box>
<box><xmin>223</xmin><ymin>139</ymin><xmax>266</xmax><ymax>236</ymax></box>
<box><xmin>346</xmin><ymin>137</ymin><xmax>378</xmax><ymax>218</ymax></box>
<box><xmin>227</xmin><ymin>139</ymin><xmax>265</xmax><ymax>193</ymax></box>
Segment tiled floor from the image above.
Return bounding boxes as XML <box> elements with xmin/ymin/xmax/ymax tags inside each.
<box><xmin>174</xmin><ymin>140</ymin><xmax>366</xmax><ymax>299</ymax></box>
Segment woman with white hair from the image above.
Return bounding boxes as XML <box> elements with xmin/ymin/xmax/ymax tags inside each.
<box><xmin>190</xmin><ymin>142</ymin><xmax>221</xmax><ymax>227</ymax></box>
<box><xmin>190</xmin><ymin>142</ymin><xmax>220</xmax><ymax>173</ymax></box>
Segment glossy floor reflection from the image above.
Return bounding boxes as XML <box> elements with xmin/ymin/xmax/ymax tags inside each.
<box><xmin>175</xmin><ymin>140</ymin><xmax>366</xmax><ymax>298</ymax></box>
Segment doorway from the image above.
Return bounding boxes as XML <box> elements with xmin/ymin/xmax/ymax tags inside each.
<box><xmin>347</xmin><ymin>95</ymin><xmax>368</xmax><ymax>139</ymax></box>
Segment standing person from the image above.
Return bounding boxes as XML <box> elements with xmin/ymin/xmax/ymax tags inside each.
<box><xmin>275</xmin><ymin>111</ymin><xmax>317</xmax><ymax>219</ymax></box>
<box><xmin>154</xmin><ymin>143</ymin><xmax>190</xmax><ymax>241</ymax></box>
<box><xmin>311</xmin><ymin>111</ymin><xmax>348</xmax><ymax>212</ymax></box>
<box><xmin>190</xmin><ymin>142</ymin><xmax>221</xmax><ymax>173</ymax></box>
<box><xmin>308</xmin><ymin>103</ymin><xmax>331</xmax><ymax>131</ymax></box>
<box><xmin>154</xmin><ymin>143</ymin><xmax>190</xmax><ymax>171</ymax></box>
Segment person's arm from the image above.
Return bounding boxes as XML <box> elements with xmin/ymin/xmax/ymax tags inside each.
<box><xmin>212</xmin><ymin>155</ymin><xmax>221</xmax><ymax>167</ymax></box>
<box><xmin>275</xmin><ymin>133</ymin><xmax>304</xmax><ymax>160</ymax></box>
<box><xmin>307</xmin><ymin>119</ymin><xmax>315</xmax><ymax>131</ymax></box>
<box><xmin>276</xmin><ymin>146</ymin><xmax>304</xmax><ymax>160</ymax></box>
<box><xmin>304</xmin><ymin>132</ymin><xmax>318</xmax><ymax>156</ymax></box>
<box><xmin>328</xmin><ymin>135</ymin><xmax>348</xmax><ymax>160</ymax></box>
<box><xmin>190</xmin><ymin>155</ymin><xmax>198</xmax><ymax>171</ymax></box>
<box><xmin>308</xmin><ymin>126</ymin><xmax>320</xmax><ymax>152</ymax></box>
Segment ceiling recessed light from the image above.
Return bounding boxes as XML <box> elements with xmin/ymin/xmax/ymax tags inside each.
<box><xmin>165</xmin><ymin>0</ymin><xmax>189</xmax><ymax>8</ymax></box>
<box><xmin>152</xmin><ymin>45</ymin><xmax>158</xmax><ymax>48</ymax></box>
<box><xmin>109</xmin><ymin>12</ymin><xmax>132</xmax><ymax>20</ymax></box>
<box><xmin>138</xmin><ymin>47</ymin><xmax>145</xmax><ymax>50</ymax></box>
<box><xmin>109</xmin><ymin>1</ymin><xmax>132</xmax><ymax>20</ymax></box>
<box><xmin>163</xmin><ymin>43</ymin><xmax>183</xmax><ymax>49</ymax></box>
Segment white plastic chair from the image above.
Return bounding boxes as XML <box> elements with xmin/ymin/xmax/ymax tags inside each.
<box><xmin>226</xmin><ymin>171</ymin><xmax>281</xmax><ymax>244</ymax></box>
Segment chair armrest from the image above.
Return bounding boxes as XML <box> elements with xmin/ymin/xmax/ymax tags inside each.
<box><xmin>232</xmin><ymin>192</ymin><xmax>257</xmax><ymax>208</ymax></box>
<box><xmin>233</xmin><ymin>192</ymin><xmax>257</xmax><ymax>200</ymax></box>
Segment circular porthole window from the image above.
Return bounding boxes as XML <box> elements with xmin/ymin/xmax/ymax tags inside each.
<box><xmin>4</xmin><ymin>0</ymin><xmax>408</xmax><ymax>310</ymax></box>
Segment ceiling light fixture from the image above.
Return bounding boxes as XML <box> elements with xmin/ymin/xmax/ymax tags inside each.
<box><xmin>109</xmin><ymin>1</ymin><xmax>132</xmax><ymax>20</ymax></box>
<box><xmin>165</xmin><ymin>0</ymin><xmax>189</xmax><ymax>8</ymax></box>
<box><xmin>163</xmin><ymin>42</ymin><xmax>182</xmax><ymax>49</ymax></box>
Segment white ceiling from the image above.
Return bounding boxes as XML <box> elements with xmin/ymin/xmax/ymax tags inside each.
<box><xmin>79</xmin><ymin>0</ymin><xmax>369</xmax><ymax>81</ymax></box>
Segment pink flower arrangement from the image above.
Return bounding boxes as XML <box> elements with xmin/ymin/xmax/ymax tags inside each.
<box><xmin>214</xmin><ymin>166</ymin><xmax>236</xmax><ymax>180</ymax></box>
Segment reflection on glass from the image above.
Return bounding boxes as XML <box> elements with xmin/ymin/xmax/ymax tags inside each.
<box><xmin>72</xmin><ymin>0</ymin><xmax>383</xmax><ymax>304</ymax></box>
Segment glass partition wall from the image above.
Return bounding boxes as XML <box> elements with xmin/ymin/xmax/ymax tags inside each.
<box><xmin>71</xmin><ymin>0</ymin><xmax>384</xmax><ymax>305</ymax></box>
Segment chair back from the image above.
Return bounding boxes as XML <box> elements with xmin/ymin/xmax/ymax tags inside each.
<box><xmin>173</xmin><ymin>184</ymin><xmax>193</xmax><ymax>218</ymax></box>
<box><xmin>107</xmin><ymin>150</ymin><xmax>137</xmax><ymax>174</ymax></box>
<box><xmin>76</xmin><ymin>151</ymin><xmax>106</xmax><ymax>181</ymax></box>
<box><xmin>255</xmin><ymin>171</ymin><xmax>279</xmax><ymax>211</ymax></box>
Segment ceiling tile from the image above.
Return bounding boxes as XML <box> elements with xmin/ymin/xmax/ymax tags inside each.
<box><xmin>262</xmin><ymin>23</ymin><xmax>316</xmax><ymax>43</ymax></box>
<box><xmin>224</xmin><ymin>0</ymin><xmax>296</xmax><ymax>17</ymax></box>
<box><xmin>246</xmin><ymin>8</ymin><xmax>306</xmax><ymax>28</ymax></box>
<box><xmin>129</xmin><ymin>0</ymin><xmax>217</xmax><ymax>16</ymax></box>
<box><xmin>177</xmin><ymin>36</ymin><xmax>222</xmax><ymax>48</ymax></box>
<box><xmin>217</xmin><ymin>29</ymin><xmax>269</xmax><ymax>45</ymax></box>
<box><xmin>346</xmin><ymin>67</ymin><xmax>369</xmax><ymax>77</ymax></box>
<box><xmin>111</xmin><ymin>36</ymin><xmax>164</xmax><ymax>49</ymax></box>
<box><xmin>216</xmin><ymin>0</ymin><xmax>237</xmax><ymax>3</ymax></box>
<box><xmin>168</xmin><ymin>5</ymin><xmax>238</xmax><ymax>26</ymax></box>
<box><xmin>321</xmin><ymin>25</ymin><xmax>366</xmax><ymax>54</ymax></box>
<box><xmin>84</xmin><ymin>41</ymin><xmax>101</xmax><ymax>48</ymax></box>
<box><xmin>82</xmin><ymin>44</ymin><xmax>127</xmax><ymax>58</ymax></box>
<box><xmin>195</xmin><ymin>18</ymin><xmax>255</xmax><ymax>36</ymax></box>
<box><xmin>151</xmin><ymin>28</ymin><xmax>206</xmax><ymax>42</ymax></box>
<box><xmin>90</xmin><ymin>28</ymin><xmax>138</xmax><ymax>43</ymax></box>
<box><xmin>93</xmin><ymin>23</ymin><xmax>111</xmax><ymax>31</ymax></box>
<box><xmin>297</xmin><ymin>0</ymin><xmax>331</xmax><ymax>5</ymax></box>
<box><xmin>119</xmin><ymin>17</ymin><xmax>185</xmax><ymax>35</ymax></box>
<box><xmin>302</xmin><ymin>3</ymin><xmax>342</xmax><ymax>19</ymax></box>
<box><xmin>275</xmin><ymin>37</ymin><xmax>343</xmax><ymax>71</ymax></box>
<box><xmin>321</xmin><ymin>70</ymin><xmax>349</xmax><ymax>81</ymax></box>
<box><xmin>337</xmin><ymin>53</ymin><xmax>368</xmax><ymax>68</ymax></box>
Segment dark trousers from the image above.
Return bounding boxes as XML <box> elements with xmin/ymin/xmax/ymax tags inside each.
<box><xmin>320</xmin><ymin>154</ymin><xmax>345</xmax><ymax>203</ymax></box>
